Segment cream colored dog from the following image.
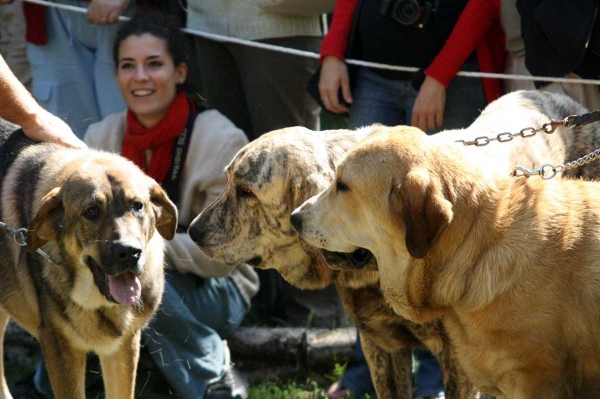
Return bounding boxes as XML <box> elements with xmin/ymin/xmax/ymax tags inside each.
<box><xmin>292</xmin><ymin>125</ymin><xmax>600</xmax><ymax>398</ymax></box>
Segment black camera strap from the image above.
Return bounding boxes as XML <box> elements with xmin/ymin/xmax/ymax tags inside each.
<box><xmin>161</xmin><ymin>102</ymin><xmax>198</xmax><ymax>206</ymax></box>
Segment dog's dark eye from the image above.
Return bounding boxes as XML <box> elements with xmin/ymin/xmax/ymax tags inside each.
<box><xmin>237</xmin><ymin>186</ymin><xmax>255</xmax><ymax>199</ymax></box>
<box><xmin>132</xmin><ymin>201</ymin><xmax>144</xmax><ymax>212</ymax></box>
<box><xmin>336</xmin><ymin>181</ymin><xmax>349</xmax><ymax>192</ymax></box>
<box><xmin>84</xmin><ymin>206</ymin><xmax>100</xmax><ymax>220</ymax></box>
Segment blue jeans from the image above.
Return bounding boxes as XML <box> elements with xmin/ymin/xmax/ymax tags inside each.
<box><xmin>340</xmin><ymin>333</ymin><xmax>376</xmax><ymax>395</ymax></box>
<box><xmin>33</xmin><ymin>270</ymin><xmax>249</xmax><ymax>399</ymax></box>
<box><xmin>413</xmin><ymin>349</ymin><xmax>444</xmax><ymax>397</ymax></box>
<box><xmin>27</xmin><ymin>0</ymin><xmax>127</xmax><ymax>138</ymax></box>
<box><xmin>144</xmin><ymin>270</ymin><xmax>249</xmax><ymax>399</ymax></box>
<box><xmin>348</xmin><ymin>66</ymin><xmax>487</xmax><ymax>131</ymax></box>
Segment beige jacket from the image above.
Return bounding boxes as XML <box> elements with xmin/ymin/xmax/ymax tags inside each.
<box><xmin>84</xmin><ymin>109</ymin><xmax>259</xmax><ymax>305</ymax></box>
<box><xmin>187</xmin><ymin>0</ymin><xmax>322</xmax><ymax>41</ymax></box>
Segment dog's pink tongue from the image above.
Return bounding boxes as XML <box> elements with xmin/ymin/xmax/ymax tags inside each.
<box><xmin>108</xmin><ymin>272</ymin><xmax>141</xmax><ymax>305</ymax></box>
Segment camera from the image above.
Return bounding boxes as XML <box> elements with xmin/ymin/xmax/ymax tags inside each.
<box><xmin>379</xmin><ymin>0</ymin><xmax>438</xmax><ymax>29</ymax></box>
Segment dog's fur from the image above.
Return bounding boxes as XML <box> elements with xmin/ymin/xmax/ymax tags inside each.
<box><xmin>0</xmin><ymin>121</ymin><xmax>178</xmax><ymax>399</ymax></box>
<box><xmin>189</xmin><ymin>90</ymin><xmax>600</xmax><ymax>398</ymax></box>
<box><xmin>292</xmin><ymin>124</ymin><xmax>600</xmax><ymax>397</ymax></box>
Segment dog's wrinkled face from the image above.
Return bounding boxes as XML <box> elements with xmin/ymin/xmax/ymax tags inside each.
<box><xmin>292</xmin><ymin>126</ymin><xmax>454</xmax><ymax>282</ymax></box>
<box><xmin>27</xmin><ymin>156</ymin><xmax>177</xmax><ymax>307</ymax></box>
<box><xmin>189</xmin><ymin>127</ymin><xmax>372</xmax><ymax>289</ymax></box>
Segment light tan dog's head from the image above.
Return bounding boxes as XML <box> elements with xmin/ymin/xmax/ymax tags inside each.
<box><xmin>188</xmin><ymin>126</ymin><xmax>375</xmax><ymax>289</ymax></box>
<box><xmin>290</xmin><ymin>125</ymin><xmax>483</xmax><ymax>285</ymax></box>
<box><xmin>27</xmin><ymin>151</ymin><xmax>178</xmax><ymax>307</ymax></box>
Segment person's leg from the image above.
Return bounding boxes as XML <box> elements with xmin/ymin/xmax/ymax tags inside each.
<box><xmin>90</xmin><ymin>19</ymin><xmax>127</xmax><ymax>119</ymax></box>
<box><xmin>0</xmin><ymin>0</ymin><xmax>31</xmax><ymax>89</ymax></box>
<box><xmin>338</xmin><ymin>331</ymin><xmax>376</xmax><ymax>395</ymax></box>
<box><xmin>192</xmin><ymin>36</ymin><xmax>254</xmax><ymax>139</ymax></box>
<box><xmin>437</xmin><ymin>63</ymin><xmax>488</xmax><ymax>132</ymax></box>
<box><xmin>144</xmin><ymin>270</ymin><xmax>248</xmax><ymax>399</ymax></box>
<box><xmin>413</xmin><ymin>349</ymin><xmax>444</xmax><ymax>398</ymax></box>
<box><xmin>26</xmin><ymin>1</ymin><xmax>102</xmax><ymax>138</ymax></box>
<box><xmin>502</xmin><ymin>54</ymin><xmax>537</xmax><ymax>94</ymax></box>
<box><xmin>348</xmin><ymin>67</ymin><xmax>413</xmax><ymax>129</ymax></box>
<box><xmin>230</xmin><ymin>36</ymin><xmax>322</xmax><ymax>140</ymax></box>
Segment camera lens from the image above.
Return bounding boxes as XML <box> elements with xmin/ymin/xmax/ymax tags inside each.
<box><xmin>392</xmin><ymin>0</ymin><xmax>421</xmax><ymax>26</ymax></box>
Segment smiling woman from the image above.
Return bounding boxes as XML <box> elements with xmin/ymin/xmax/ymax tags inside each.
<box><xmin>27</xmin><ymin>9</ymin><xmax>259</xmax><ymax>399</ymax></box>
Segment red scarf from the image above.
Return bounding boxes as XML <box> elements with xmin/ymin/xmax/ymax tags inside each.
<box><xmin>122</xmin><ymin>91</ymin><xmax>192</xmax><ymax>184</ymax></box>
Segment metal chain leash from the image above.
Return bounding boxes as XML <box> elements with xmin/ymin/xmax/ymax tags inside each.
<box><xmin>0</xmin><ymin>221</ymin><xmax>61</xmax><ymax>267</ymax></box>
<box><xmin>456</xmin><ymin>110</ymin><xmax>600</xmax><ymax>179</ymax></box>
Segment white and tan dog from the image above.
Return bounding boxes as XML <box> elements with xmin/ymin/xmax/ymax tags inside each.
<box><xmin>292</xmin><ymin>123</ymin><xmax>600</xmax><ymax>398</ymax></box>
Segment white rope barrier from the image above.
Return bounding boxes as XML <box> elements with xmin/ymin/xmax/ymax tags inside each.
<box><xmin>23</xmin><ymin>0</ymin><xmax>600</xmax><ymax>86</ymax></box>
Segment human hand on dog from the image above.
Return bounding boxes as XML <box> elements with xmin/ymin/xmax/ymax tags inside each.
<box><xmin>319</xmin><ymin>56</ymin><xmax>353</xmax><ymax>114</ymax></box>
<box><xmin>411</xmin><ymin>75</ymin><xmax>446</xmax><ymax>133</ymax></box>
<box><xmin>21</xmin><ymin>108</ymin><xmax>87</xmax><ymax>149</ymax></box>
<box><xmin>87</xmin><ymin>0</ymin><xmax>129</xmax><ymax>25</ymax></box>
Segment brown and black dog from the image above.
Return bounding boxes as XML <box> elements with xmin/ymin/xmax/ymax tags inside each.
<box><xmin>0</xmin><ymin>120</ymin><xmax>177</xmax><ymax>399</ymax></box>
<box><xmin>189</xmin><ymin>90</ymin><xmax>600</xmax><ymax>398</ymax></box>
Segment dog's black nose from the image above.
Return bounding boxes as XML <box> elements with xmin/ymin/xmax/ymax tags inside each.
<box><xmin>188</xmin><ymin>223</ymin><xmax>206</xmax><ymax>245</ymax></box>
<box><xmin>290</xmin><ymin>211</ymin><xmax>302</xmax><ymax>232</ymax></box>
<box><xmin>112</xmin><ymin>242</ymin><xmax>142</xmax><ymax>268</ymax></box>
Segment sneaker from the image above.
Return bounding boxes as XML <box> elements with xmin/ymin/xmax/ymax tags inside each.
<box><xmin>204</xmin><ymin>367</ymin><xmax>249</xmax><ymax>399</ymax></box>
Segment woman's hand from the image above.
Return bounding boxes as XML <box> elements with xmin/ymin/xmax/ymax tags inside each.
<box><xmin>319</xmin><ymin>55</ymin><xmax>353</xmax><ymax>114</ymax></box>
<box><xmin>411</xmin><ymin>75</ymin><xmax>446</xmax><ymax>132</ymax></box>
<box><xmin>87</xmin><ymin>0</ymin><xmax>129</xmax><ymax>25</ymax></box>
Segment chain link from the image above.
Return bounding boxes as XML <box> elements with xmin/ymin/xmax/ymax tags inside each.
<box><xmin>0</xmin><ymin>221</ymin><xmax>61</xmax><ymax>267</ymax></box>
<box><xmin>456</xmin><ymin>110</ymin><xmax>600</xmax><ymax>179</ymax></box>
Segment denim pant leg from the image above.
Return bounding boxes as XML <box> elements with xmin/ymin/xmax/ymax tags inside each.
<box><xmin>436</xmin><ymin>63</ymin><xmax>487</xmax><ymax>132</ymax></box>
<box><xmin>26</xmin><ymin>1</ymin><xmax>125</xmax><ymax>138</ymax></box>
<box><xmin>349</xmin><ymin>65</ymin><xmax>487</xmax><ymax>133</ymax></box>
<box><xmin>340</xmin><ymin>330</ymin><xmax>375</xmax><ymax>395</ymax></box>
<box><xmin>348</xmin><ymin>67</ymin><xmax>418</xmax><ymax>129</ymax></box>
<box><xmin>414</xmin><ymin>349</ymin><xmax>444</xmax><ymax>397</ymax></box>
<box><xmin>144</xmin><ymin>270</ymin><xmax>248</xmax><ymax>399</ymax></box>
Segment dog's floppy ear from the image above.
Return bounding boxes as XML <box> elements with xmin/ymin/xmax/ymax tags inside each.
<box><xmin>393</xmin><ymin>169</ymin><xmax>453</xmax><ymax>259</ymax></box>
<box><xmin>150</xmin><ymin>184</ymin><xmax>178</xmax><ymax>240</ymax></box>
<box><xmin>27</xmin><ymin>187</ymin><xmax>62</xmax><ymax>251</ymax></box>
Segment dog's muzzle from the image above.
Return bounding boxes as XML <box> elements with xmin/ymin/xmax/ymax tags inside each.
<box><xmin>321</xmin><ymin>248</ymin><xmax>374</xmax><ymax>270</ymax></box>
<box><xmin>92</xmin><ymin>241</ymin><xmax>145</xmax><ymax>305</ymax></box>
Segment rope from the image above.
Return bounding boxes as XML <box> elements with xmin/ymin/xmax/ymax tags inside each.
<box><xmin>22</xmin><ymin>0</ymin><xmax>600</xmax><ymax>86</ymax></box>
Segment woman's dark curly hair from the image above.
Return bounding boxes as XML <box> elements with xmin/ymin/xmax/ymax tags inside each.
<box><xmin>112</xmin><ymin>8</ymin><xmax>189</xmax><ymax>69</ymax></box>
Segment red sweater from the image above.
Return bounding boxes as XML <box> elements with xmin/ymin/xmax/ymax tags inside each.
<box><xmin>321</xmin><ymin>0</ymin><xmax>505</xmax><ymax>103</ymax></box>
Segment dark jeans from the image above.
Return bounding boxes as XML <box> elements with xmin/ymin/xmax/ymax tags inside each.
<box><xmin>348</xmin><ymin>65</ymin><xmax>487</xmax><ymax>131</ymax></box>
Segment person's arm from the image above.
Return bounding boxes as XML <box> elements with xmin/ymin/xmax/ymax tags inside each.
<box><xmin>319</xmin><ymin>0</ymin><xmax>360</xmax><ymax>114</ymax></box>
<box><xmin>86</xmin><ymin>0</ymin><xmax>129</xmax><ymax>25</ymax></box>
<box><xmin>412</xmin><ymin>0</ymin><xmax>500</xmax><ymax>132</ymax></box>
<box><xmin>0</xmin><ymin>54</ymin><xmax>86</xmax><ymax>148</ymax></box>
